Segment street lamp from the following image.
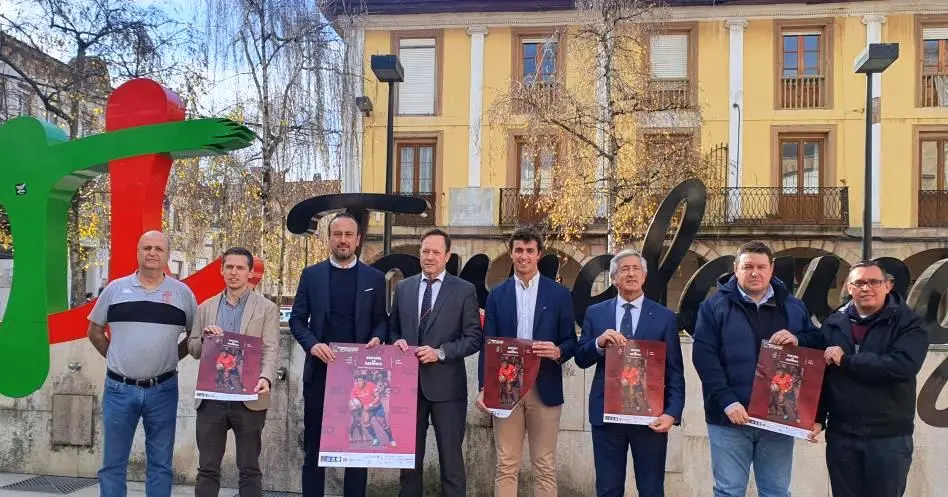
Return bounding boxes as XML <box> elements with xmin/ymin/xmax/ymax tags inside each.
<box><xmin>854</xmin><ymin>42</ymin><xmax>899</xmax><ymax>261</ymax></box>
<box><xmin>371</xmin><ymin>54</ymin><xmax>404</xmax><ymax>256</ymax></box>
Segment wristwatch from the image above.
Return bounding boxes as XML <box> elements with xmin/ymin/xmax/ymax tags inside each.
<box><xmin>437</xmin><ymin>347</ymin><xmax>446</xmax><ymax>362</ymax></box>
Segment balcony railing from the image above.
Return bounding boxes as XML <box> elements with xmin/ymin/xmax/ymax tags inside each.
<box><xmin>919</xmin><ymin>190</ymin><xmax>948</xmax><ymax>227</ymax></box>
<box><xmin>393</xmin><ymin>192</ymin><xmax>436</xmax><ymax>227</ymax></box>
<box><xmin>780</xmin><ymin>75</ymin><xmax>826</xmax><ymax>109</ymax></box>
<box><xmin>921</xmin><ymin>73</ymin><xmax>948</xmax><ymax>108</ymax></box>
<box><xmin>499</xmin><ymin>187</ymin><xmax>849</xmax><ymax>228</ymax></box>
<box><xmin>648</xmin><ymin>79</ymin><xmax>691</xmax><ymax>109</ymax></box>
<box><xmin>705</xmin><ymin>187</ymin><xmax>848</xmax><ymax>227</ymax></box>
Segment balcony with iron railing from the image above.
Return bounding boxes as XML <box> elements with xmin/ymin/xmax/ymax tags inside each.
<box><xmin>393</xmin><ymin>192</ymin><xmax>436</xmax><ymax>227</ymax></box>
<box><xmin>921</xmin><ymin>73</ymin><xmax>948</xmax><ymax>107</ymax></box>
<box><xmin>918</xmin><ymin>190</ymin><xmax>948</xmax><ymax>227</ymax></box>
<box><xmin>499</xmin><ymin>186</ymin><xmax>849</xmax><ymax>229</ymax></box>
<box><xmin>647</xmin><ymin>79</ymin><xmax>691</xmax><ymax>109</ymax></box>
<box><xmin>780</xmin><ymin>75</ymin><xmax>826</xmax><ymax>109</ymax></box>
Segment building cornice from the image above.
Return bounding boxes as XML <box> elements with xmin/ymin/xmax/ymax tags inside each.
<box><xmin>345</xmin><ymin>1</ymin><xmax>948</xmax><ymax>30</ymax></box>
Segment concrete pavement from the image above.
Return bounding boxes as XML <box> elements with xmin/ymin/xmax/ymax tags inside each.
<box><xmin>0</xmin><ymin>473</ymin><xmax>257</xmax><ymax>497</ymax></box>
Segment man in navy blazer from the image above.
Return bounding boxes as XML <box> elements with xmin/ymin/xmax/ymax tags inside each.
<box><xmin>476</xmin><ymin>228</ymin><xmax>576</xmax><ymax>497</ymax></box>
<box><xmin>575</xmin><ymin>249</ymin><xmax>685</xmax><ymax>497</ymax></box>
<box><xmin>289</xmin><ymin>213</ymin><xmax>387</xmax><ymax>497</ymax></box>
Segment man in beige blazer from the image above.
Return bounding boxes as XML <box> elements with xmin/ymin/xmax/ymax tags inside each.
<box><xmin>188</xmin><ymin>247</ymin><xmax>280</xmax><ymax>497</ymax></box>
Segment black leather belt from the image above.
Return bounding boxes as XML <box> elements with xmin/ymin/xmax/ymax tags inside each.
<box><xmin>107</xmin><ymin>369</ymin><xmax>176</xmax><ymax>388</ymax></box>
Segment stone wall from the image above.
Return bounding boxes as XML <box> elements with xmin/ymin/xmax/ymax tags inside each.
<box><xmin>1</xmin><ymin>333</ymin><xmax>946</xmax><ymax>497</ymax></box>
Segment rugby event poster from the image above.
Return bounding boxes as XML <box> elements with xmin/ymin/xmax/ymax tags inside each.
<box><xmin>747</xmin><ymin>341</ymin><xmax>826</xmax><ymax>439</ymax></box>
<box><xmin>482</xmin><ymin>337</ymin><xmax>541</xmax><ymax>418</ymax></box>
<box><xmin>195</xmin><ymin>332</ymin><xmax>262</xmax><ymax>402</ymax></box>
<box><xmin>603</xmin><ymin>340</ymin><xmax>666</xmax><ymax>425</ymax></box>
<box><xmin>318</xmin><ymin>343</ymin><xmax>419</xmax><ymax>469</ymax></box>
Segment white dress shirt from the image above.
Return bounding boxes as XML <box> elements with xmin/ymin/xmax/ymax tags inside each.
<box><xmin>418</xmin><ymin>270</ymin><xmax>447</xmax><ymax>319</ymax></box>
<box><xmin>515</xmin><ymin>272</ymin><xmax>541</xmax><ymax>340</ymax></box>
<box><xmin>597</xmin><ymin>293</ymin><xmax>645</xmax><ymax>355</ymax></box>
<box><xmin>329</xmin><ymin>255</ymin><xmax>358</xmax><ymax>269</ymax></box>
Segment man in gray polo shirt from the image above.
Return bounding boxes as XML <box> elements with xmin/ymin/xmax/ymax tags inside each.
<box><xmin>87</xmin><ymin>230</ymin><xmax>197</xmax><ymax>497</ymax></box>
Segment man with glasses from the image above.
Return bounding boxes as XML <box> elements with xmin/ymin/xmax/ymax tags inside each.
<box><xmin>809</xmin><ymin>261</ymin><xmax>928</xmax><ymax>497</ymax></box>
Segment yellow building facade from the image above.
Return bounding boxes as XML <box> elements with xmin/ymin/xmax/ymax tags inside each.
<box><xmin>338</xmin><ymin>0</ymin><xmax>948</xmax><ymax>300</ymax></box>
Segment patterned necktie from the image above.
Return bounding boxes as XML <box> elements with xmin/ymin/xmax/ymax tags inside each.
<box><xmin>620</xmin><ymin>302</ymin><xmax>635</xmax><ymax>337</ymax></box>
<box><xmin>419</xmin><ymin>278</ymin><xmax>434</xmax><ymax>336</ymax></box>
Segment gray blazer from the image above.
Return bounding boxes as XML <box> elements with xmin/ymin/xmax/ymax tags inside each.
<box><xmin>389</xmin><ymin>273</ymin><xmax>483</xmax><ymax>402</ymax></box>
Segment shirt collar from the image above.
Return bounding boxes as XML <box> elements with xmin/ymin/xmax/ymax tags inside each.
<box><xmin>737</xmin><ymin>284</ymin><xmax>774</xmax><ymax>306</ymax></box>
<box><xmin>515</xmin><ymin>272</ymin><xmax>541</xmax><ymax>290</ymax></box>
<box><xmin>131</xmin><ymin>271</ymin><xmax>165</xmax><ymax>288</ymax></box>
<box><xmin>617</xmin><ymin>293</ymin><xmax>645</xmax><ymax>309</ymax></box>
<box><xmin>223</xmin><ymin>289</ymin><xmax>252</xmax><ymax>307</ymax></box>
<box><xmin>422</xmin><ymin>270</ymin><xmax>447</xmax><ymax>284</ymax></box>
<box><xmin>329</xmin><ymin>255</ymin><xmax>358</xmax><ymax>269</ymax></box>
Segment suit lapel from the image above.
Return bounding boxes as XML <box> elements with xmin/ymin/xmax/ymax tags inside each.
<box><xmin>317</xmin><ymin>262</ymin><xmax>331</xmax><ymax>323</ymax></box>
<box><xmin>354</xmin><ymin>263</ymin><xmax>365</xmax><ymax>331</ymax></box>
<box><xmin>505</xmin><ymin>280</ymin><xmax>518</xmax><ymax>335</ymax></box>
<box><xmin>637</xmin><ymin>299</ymin><xmax>655</xmax><ymax>339</ymax></box>
<box><xmin>208</xmin><ymin>292</ymin><xmax>223</xmax><ymax>330</ymax></box>
<box><xmin>423</xmin><ymin>275</ymin><xmax>453</xmax><ymax>335</ymax></box>
<box><xmin>239</xmin><ymin>292</ymin><xmax>258</xmax><ymax>335</ymax></box>
<box><xmin>407</xmin><ymin>274</ymin><xmax>421</xmax><ymax>336</ymax></box>
<box><xmin>532</xmin><ymin>277</ymin><xmax>545</xmax><ymax>335</ymax></box>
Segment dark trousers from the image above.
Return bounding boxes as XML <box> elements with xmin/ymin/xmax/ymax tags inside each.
<box><xmin>195</xmin><ymin>400</ymin><xmax>268</xmax><ymax>497</ymax></box>
<box><xmin>591</xmin><ymin>423</ymin><xmax>668</xmax><ymax>497</ymax></box>
<box><xmin>303</xmin><ymin>377</ymin><xmax>368</xmax><ymax>497</ymax></box>
<box><xmin>826</xmin><ymin>431</ymin><xmax>913</xmax><ymax>497</ymax></box>
<box><xmin>398</xmin><ymin>393</ymin><xmax>467</xmax><ymax>497</ymax></box>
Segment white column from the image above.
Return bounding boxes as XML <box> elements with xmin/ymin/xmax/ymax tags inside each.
<box><xmin>467</xmin><ymin>27</ymin><xmax>487</xmax><ymax>187</ymax></box>
<box><xmin>864</xmin><ymin>15</ymin><xmax>885</xmax><ymax>226</ymax></box>
<box><xmin>726</xmin><ymin>18</ymin><xmax>747</xmax><ymax>220</ymax></box>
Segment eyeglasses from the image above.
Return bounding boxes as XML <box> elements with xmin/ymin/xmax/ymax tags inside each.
<box><xmin>849</xmin><ymin>279</ymin><xmax>885</xmax><ymax>290</ymax></box>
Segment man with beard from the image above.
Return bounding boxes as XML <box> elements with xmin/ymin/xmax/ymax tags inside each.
<box><xmin>809</xmin><ymin>261</ymin><xmax>928</xmax><ymax>497</ymax></box>
<box><xmin>290</xmin><ymin>213</ymin><xmax>388</xmax><ymax>497</ymax></box>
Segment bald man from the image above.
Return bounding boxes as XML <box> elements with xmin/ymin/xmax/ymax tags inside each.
<box><xmin>88</xmin><ymin>230</ymin><xmax>198</xmax><ymax>497</ymax></box>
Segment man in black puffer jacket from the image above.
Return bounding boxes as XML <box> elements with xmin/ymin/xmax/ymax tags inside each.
<box><xmin>809</xmin><ymin>260</ymin><xmax>928</xmax><ymax>497</ymax></box>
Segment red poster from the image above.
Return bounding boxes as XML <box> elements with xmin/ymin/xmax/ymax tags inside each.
<box><xmin>603</xmin><ymin>340</ymin><xmax>666</xmax><ymax>425</ymax></box>
<box><xmin>195</xmin><ymin>332</ymin><xmax>262</xmax><ymax>402</ymax></box>
<box><xmin>747</xmin><ymin>341</ymin><xmax>826</xmax><ymax>439</ymax></box>
<box><xmin>318</xmin><ymin>343</ymin><xmax>419</xmax><ymax>469</ymax></box>
<box><xmin>482</xmin><ymin>337</ymin><xmax>541</xmax><ymax>418</ymax></box>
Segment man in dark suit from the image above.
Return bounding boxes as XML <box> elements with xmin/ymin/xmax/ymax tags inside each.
<box><xmin>289</xmin><ymin>213</ymin><xmax>388</xmax><ymax>497</ymax></box>
<box><xmin>476</xmin><ymin>228</ymin><xmax>577</xmax><ymax>497</ymax></box>
<box><xmin>574</xmin><ymin>249</ymin><xmax>685</xmax><ymax>497</ymax></box>
<box><xmin>389</xmin><ymin>228</ymin><xmax>483</xmax><ymax>497</ymax></box>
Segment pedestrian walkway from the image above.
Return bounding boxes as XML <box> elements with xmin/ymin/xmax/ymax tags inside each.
<box><xmin>0</xmin><ymin>473</ymin><xmax>313</xmax><ymax>497</ymax></box>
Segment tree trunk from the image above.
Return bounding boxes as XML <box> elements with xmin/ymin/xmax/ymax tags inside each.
<box><xmin>598</xmin><ymin>21</ymin><xmax>617</xmax><ymax>253</ymax></box>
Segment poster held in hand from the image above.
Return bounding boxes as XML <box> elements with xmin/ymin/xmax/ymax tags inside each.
<box><xmin>318</xmin><ymin>343</ymin><xmax>419</xmax><ymax>469</ymax></box>
<box><xmin>747</xmin><ymin>341</ymin><xmax>826</xmax><ymax>439</ymax></box>
<box><xmin>482</xmin><ymin>337</ymin><xmax>541</xmax><ymax>418</ymax></box>
<box><xmin>603</xmin><ymin>340</ymin><xmax>666</xmax><ymax>425</ymax></box>
<box><xmin>195</xmin><ymin>331</ymin><xmax>262</xmax><ymax>402</ymax></box>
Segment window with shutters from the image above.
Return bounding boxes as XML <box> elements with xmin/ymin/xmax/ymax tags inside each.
<box><xmin>512</xmin><ymin>29</ymin><xmax>563</xmax><ymax>108</ymax></box>
<box><xmin>395</xmin><ymin>33</ymin><xmax>441</xmax><ymax>116</ymax></box>
<box><xmin>776</xmin><ymin>20</ymin><xmax>831</xmax><ymax>109</ymax></box>
<box><xmin>648</xmin><ymin>27</ymin><xmax>695</xmax><ymax>109</ymax></box>
<box><xmin>917</xmin><ymin>130</ymin><xmax>948</xmax><ymax>226</ymax></box>
<box><xmin>918</xmin><ymin>18</ymin><xmax>948</xmax><ymax>107</ymax></box>
<box><xmin>395</xmin><ymin>140</ymin><xmax>437</xmax><ymax>226</ymax></box>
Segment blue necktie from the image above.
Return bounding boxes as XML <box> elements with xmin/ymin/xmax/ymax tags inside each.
<box><xmin>620</xmin><ymin>302</ymin><xmax>635</xmax><ymax>337</ymax></box>
<box><xmin>419</xmin><ymin>279</ymin><xmax>434</xmax><ymax>336</ymax></box>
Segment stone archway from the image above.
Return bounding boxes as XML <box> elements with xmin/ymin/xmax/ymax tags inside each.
<box><xmin>485</xmin><ymin>246</ymin><xmax>583</xmax><ymax>291</ymax></box>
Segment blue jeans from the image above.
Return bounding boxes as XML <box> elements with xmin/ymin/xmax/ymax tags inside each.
<box><xmin>98</xmin><ymin>375</ymin><xmax>178</xmax><ymax>497</ymax></box>
<box><xmin>707</xmin><ymin>423</ymin><xmax>794</xmax><ymax>497</ymax></box>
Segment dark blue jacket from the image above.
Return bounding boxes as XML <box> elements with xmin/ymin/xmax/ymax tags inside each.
<box><xmin>692</xmin><ymin>274</ymin><xmax>821</xmax><ymax>426</ymax></box>
<box><xmin>289</xmin><ymin>260</ymin><xmax>387</xmax><ymax>385</ymax></box>
<box><xmin>574</xmin><ymin>297</ymin><xmax>685</xmax><ymax>426</ymax></box>
<box><xmin>478</xmin><ymin>276</ymin><xmax>577</xmax><ymax>406</ymax></box>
